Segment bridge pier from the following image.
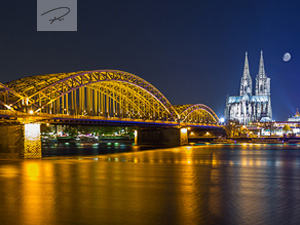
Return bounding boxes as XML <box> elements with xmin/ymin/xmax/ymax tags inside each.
<box><xmin>135</xmin><ymin>127</ymin><xmax>188</xmax><ymax>147</ymax></box>
<box><xmin>23</xmin><ymin>124</ymin><xmax>42</xmax><ymax>158</ymax></box>
<box><xmin>0</xmin><ymin>124</ymin><xmax>42</xmax><ymax>159</ymax></box>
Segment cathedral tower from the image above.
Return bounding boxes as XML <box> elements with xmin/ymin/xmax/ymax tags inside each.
<box><xmin>255</xmin><ymin>51</ymin><xmax>270</xmax><ymax>96</ymax></box>
<box><xmin>240</xmin><ymin>52</ymin><xmax>252</xmax><ymax>96</ymax></box>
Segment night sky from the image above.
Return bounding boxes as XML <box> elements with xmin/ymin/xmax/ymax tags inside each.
<box><xmin>1</xmin><ymin>0</ymin><xmax>300</xmax><ymax>120</ymax></box>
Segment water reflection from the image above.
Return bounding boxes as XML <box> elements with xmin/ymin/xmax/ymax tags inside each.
<box><xmin>0</xmin><ymin>145</ymin><xmax>300</xmax><ymax>224</ymax></box>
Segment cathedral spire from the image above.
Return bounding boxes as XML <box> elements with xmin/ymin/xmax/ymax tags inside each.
<box><xmin>243</xmin><ymin>52</ymin><xmax>250</xmax><ymax>78</ymax></box>
<box><xmin>240</xmin><ymin>51</ymin><xmax>252</xmax><ymax>96</ymax></box>
<box><xmin>258</xmin><ymin>50</ymin><xmax>266</xmax><ymax>78</ymax></box>
<box><xmin>255</xmin><ymin>50</ymin><xmax>270</xmax><ymax>96</ymax></box>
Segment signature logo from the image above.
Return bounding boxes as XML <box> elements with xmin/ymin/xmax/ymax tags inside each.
<box><xmin>41</xmin><ymin>7</ymin><xmax>70</xmax><ymax>24</ymax></box>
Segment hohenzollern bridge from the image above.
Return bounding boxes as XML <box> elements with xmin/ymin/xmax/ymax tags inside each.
<box><xmin>0</xmin><ymin>70</ymin><xmax>221</xmax><ymax>158</ymax></box>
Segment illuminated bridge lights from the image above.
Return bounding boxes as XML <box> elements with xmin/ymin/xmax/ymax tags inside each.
<box><xmin>0</xmin><ymin>70</ymin><xmax>219</xmax><ymax>127</ymax></box>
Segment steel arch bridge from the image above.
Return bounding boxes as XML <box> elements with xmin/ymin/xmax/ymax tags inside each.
<box><xmin>174</xmin><ymin>104</ymin><xmax>219</xmax><ymax>124</ymax></box>
<box><xmin>0</xmin><ymin>70</ymin><xmax>220</xmax><ymax>127</ymax></box>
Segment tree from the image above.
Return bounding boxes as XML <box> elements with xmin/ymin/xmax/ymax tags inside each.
<box><xmin>224</xmin><ymin>120</ymin><xmax>239</xmax><ymax>137</ymax></box>
<box><xmin>63</xmin><ymin>126</ymin><xmax>78</xmax><ymax>137</ymax></box>
<box><xmin>282</xmin><ymin>125</ymin><xmax>291</xmax><ymax>134</ymax></box>
<box><xmin>41</xmin><ymin>124</ymin><xmax>55</xmax><ymax>136</ymax></box>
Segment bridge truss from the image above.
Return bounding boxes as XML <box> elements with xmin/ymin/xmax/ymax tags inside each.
<box><xmin>0</xmin><ymin>70</ymin><xmax>219</xmax><ymax>127</ymax></box>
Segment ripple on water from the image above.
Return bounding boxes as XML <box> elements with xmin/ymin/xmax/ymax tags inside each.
<box><xmin>0</xmin><ymin>144</ymin><xmax>300</xmax><ymax>225</ymax></box>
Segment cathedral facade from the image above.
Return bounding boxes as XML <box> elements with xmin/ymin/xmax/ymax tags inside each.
<box><xmin>225</xmin><ymin>51</ymin><xmax>272</xmax><ymax>124</ymax></box>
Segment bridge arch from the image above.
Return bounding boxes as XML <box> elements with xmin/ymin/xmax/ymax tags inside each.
<box><xmin>3</xmin><ymin>70</ymin><xmax>179</xmax><ymax>121</ymax></box>
<box><xmin>174</xmin><ymin>104</ymin><xmax>219</xmax><ymax>124</ymax></box>
<box><xmin>0</xmin><ymin>82</ymin><xmax>25</xmax><ymax>109</ymax></box>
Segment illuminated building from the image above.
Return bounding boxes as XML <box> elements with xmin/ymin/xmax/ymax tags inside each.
<box><xmin>288</xmin><ymin>109</ymin><xmax>300</xmax><ymax>122</ymax></box>
<box><xmin>225</xmin><ymin>51</ymin><xmax>272</xmax><ymax>124</ymax></box>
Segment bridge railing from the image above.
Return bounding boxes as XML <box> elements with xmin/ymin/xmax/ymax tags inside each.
<box><xmin>0</xmin><ymin>110</ymin><xmax>220</xmax><ymax>127</ymax></box>
<box><xmin>0</xmin><ymin>110</ymin><xmax>28</xmax><ymax>117</ymax></box>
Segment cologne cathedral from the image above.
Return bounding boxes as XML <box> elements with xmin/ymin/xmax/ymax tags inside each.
<box><xmin>225</xmin><ymin>51</ymin><xmax>272</xmax><ymax>124</ymax></box>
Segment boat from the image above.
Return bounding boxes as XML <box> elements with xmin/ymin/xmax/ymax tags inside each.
<box><xmin>70</xmin><ymin>136</ymin><xmax>102</xmax><ymax>145</ymax></box>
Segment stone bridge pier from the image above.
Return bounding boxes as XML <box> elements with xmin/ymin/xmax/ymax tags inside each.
<box><xmin>0</xmin><ymin>124</ymin><xmax>42</xmax><ymax>159</ymax></box>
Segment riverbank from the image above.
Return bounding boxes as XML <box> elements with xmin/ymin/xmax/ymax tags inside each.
<box><xmin>189</xmin><ymin>137</ymin><xmax>300</xmax><ymax>144</ymax></box>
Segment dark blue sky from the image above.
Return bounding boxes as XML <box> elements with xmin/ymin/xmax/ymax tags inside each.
<box><xmin>1</xmin><ymin>0</ymin><xmax>300</xmax><ymax>120</ymax></box>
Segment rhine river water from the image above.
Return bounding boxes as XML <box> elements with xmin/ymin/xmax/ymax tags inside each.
<box><xmin>1</xmin><ymin>143</ymin><xmax>300</xmax><ymax>225</ymax></box>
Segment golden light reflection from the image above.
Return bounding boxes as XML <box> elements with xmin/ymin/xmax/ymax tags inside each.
<box><xmin>173</xmin><ymin>148</ymin><xmax>180</xmax><ymax>152</ymax></box>
<box><xmin>177</xmin><ymin>150</ymin><xmax>198</xmax><ymax>224</ymax></box>
<box><xmin>212</xmin><ymin>158</ymin><xmax>218</xmax><ymax>166</ymax></box>
<box><xmin>20</xmin><ymin>161</ymin><xmax>55</xmax><ymax>225</ymax></box>
<box><xmin>248</xmin><ymin>159</ymin><xmax>254</xmax><ymax>166</ymax></box>
<box><xmin>208</xmin><ymin>153</ymin><xmax>222</xmax><ymax>218</ymax></box>
<box><xmin>26</xmin><ymin>162</ymin><xmax>40</xmax><ymax>181</ymax></box>
<box><xmin>134</xmin><ymin>130</ymin><xmax>138</xmax><ymax>146</ymax></box>
<box><xmin>255</xmin><ymin>160</ymin><xmax>261</xmax><ymax>166</ymax></box>
<box><xmin>132</xmin><ymin>146</ymin><xmax>139</xmax><ymax>151</ymax></box>
<box><xmin>241</xmin><ymin>158</ymin><xmax>248</xmax><ymax>167</ymax></box>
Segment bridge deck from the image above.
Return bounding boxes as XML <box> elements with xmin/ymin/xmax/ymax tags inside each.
<box><xmin>0</xmin><ymin>110</ymin><xmax>220</xmax><ymax>128</ymax></box>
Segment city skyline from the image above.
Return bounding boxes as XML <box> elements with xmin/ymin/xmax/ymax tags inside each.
<box><xmin>1</xmin><ymin>1</ymin><xmax>300</xmax><ymax>120</ymax></box>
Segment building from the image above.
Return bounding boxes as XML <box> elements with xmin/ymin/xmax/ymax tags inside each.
<box><xmin>225</xmin><ymin>51</ymin><xmax>272</xmax><ymax>124</ymax></box>
<box><xmin>288</xmin><ymin>109</ymin><xmax>300</xmax><ymax>122</ymax></box>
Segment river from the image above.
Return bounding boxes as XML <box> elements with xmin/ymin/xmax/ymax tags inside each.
<box><xmin>0</xmin><ymin>144</ymin><xmax>300</xmax><ymax>225</ymax></box>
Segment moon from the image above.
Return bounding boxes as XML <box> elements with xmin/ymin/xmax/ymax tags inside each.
<box><xmin>283</xmin><ymin>52</ymin><xmax>291</xmax><ymax>62</ymax></box>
